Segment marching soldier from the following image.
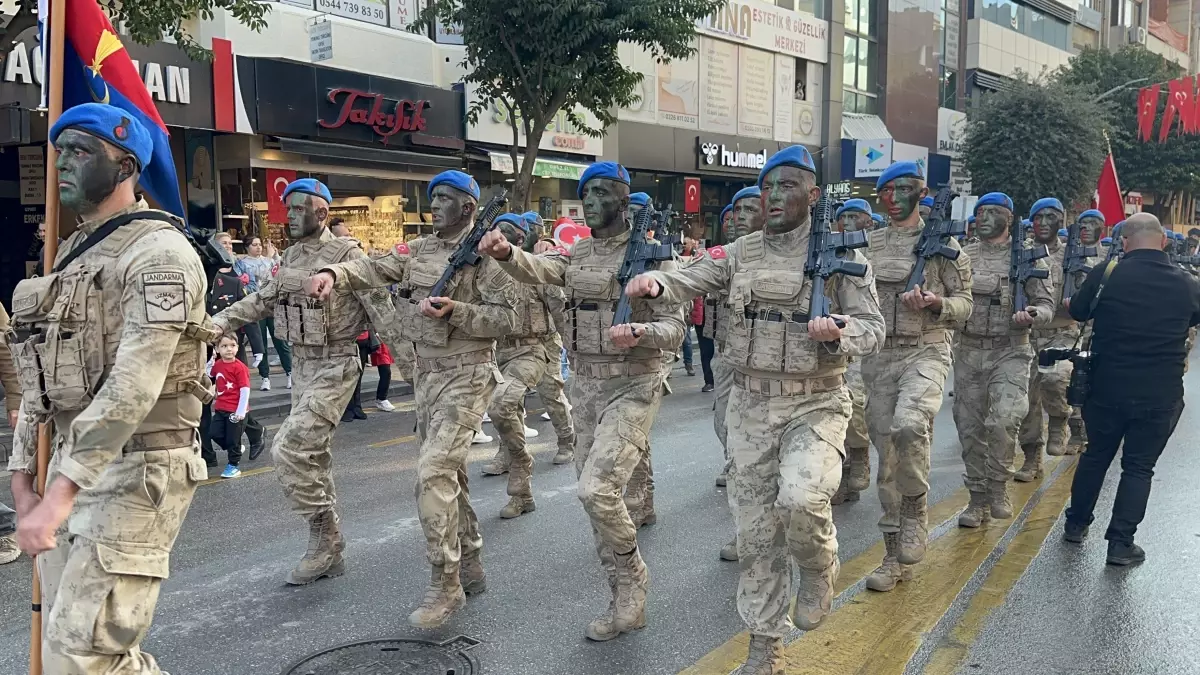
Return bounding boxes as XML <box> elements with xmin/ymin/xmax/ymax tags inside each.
<box><xmin>477</xmin><ymin>162</ymin><xmax>685</xmax><ymax>642</ymax></box>
<box><xmin>9</xmin><ymin>104</ymin><xmax>213</xmax><ymax>673</ymax></box>
<box><xmin>623</xmin><ymin>146</ymin><xmax>884</xmax><ymax>673</ymax></box>
<box><xmin>303</xmin><ymin>170</ymin><xmax>517</xmax><ymax>628</ymax></box>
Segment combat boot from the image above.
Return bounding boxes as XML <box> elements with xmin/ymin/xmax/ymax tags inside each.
<box><xmin>1045</xmin><ymin>417</ymin><xmax>1069</xmax><ymax>456</ymax></box>
<box><xmin>720</xmin><ymin>538</ymin><xmax>738</xmax><ymax>562</ymax></box>
<box><xmin>552</xmin><ymin>440</ymin><xmax>574</xmax><ymax>465</ymax></box>
<box><xmin>715</xmin><ymin>472</ymin><xmax>728</xmax><ymax>487</ymax></box>
<box><xmin>898</xmin><ymin>494</ymin><xmax>928</xmax><ymax>564</ymax></box>
<box><xmin>500</xmin><ymin>496</ymin><xmax>536</xmax><ymax>519</ymax></box>
<box><xmin>586</xmin><ymin>548</ymin><xmax>648</xmax><ymax>641</ymax></box>
<box><xmin>1014</xmin><ymin>443</ymin><xmax>1044</xmax><ymax>482</ymax></box>
<box><xmin>958</xmin><ymin>491</ymin><xmax>990</xmax><ymax>528</ymax></box>
<box><xmin>286</xmin><ymin>510</ymin><xmax>345</xmax><ymax>585</ymax></box>
<box><xmin>481</xmin><ymin>447</ymin><xmax>509</xmax><ymax>476</ymax></box>
<box><xmin>794</xmin><ymin>559</ymin><xmax>839</xmax><ymax>630</ymax></box>
<box><xmin>408</xmin><ymin>564</ymin><xmax>466</xmax><ymax>628</ymax></box>
<box><xmin>989</xmin><ymin>480</ymin><xmax>1013</xmax><ymax>519</ymax></box>
<box><xmin>585</xmin><ymin>553</ymin><xmax>620</xmax><ymax>642</ymax></box>
<box><xmin>627</xmin><ymin>487</ymin><xmax>657</xmax><ymax>528</ymax></box>
<box><xmin>734</xmin><ymin>634</ymin><xmax>784</xmax><ymax>675</ymax></box>
<box><xmin>846</xmin><ymin>445</ymin><xmax>871</xmax><ymax>492</ymax></box>
<box><xmin>830</xmin><ymin>470</ymin><xmax>859</xmax><ymax>505</ymax></box>
<box><xmin>460</xmin><ymin>550</ymin><xmax>487</xmax><ymax>595</ymax></box>
<box><xmin>866</xmin><ymin>533</ymin><xmax>913</xmax><ymax>592</ymax></box>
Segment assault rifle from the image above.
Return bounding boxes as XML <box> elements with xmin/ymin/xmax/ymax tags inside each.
<box><xmin>651</xmin><ymin>203</ymin><xmax>676</xmax><ymax>250</ymax></box>
<box><xmin>429</xmin><ymin>190</ymin><xmax>509</xmax><ymax>306</ymax></box>
<box><xmin>1061</xmin><ymin>215</ymin><xmax>1098</xmax><ymax>302</ymax></box>
<box><xmin>614</xmin><ymin>203</ymin><xmax>679</xmax><ymax>327</ymax></box>
<box><xmin>806</xmin><ymin>190</ymin><xmax>869</xmax><ymax>328</ymax></box>
<box><xmin>1105</xmin><ymin>222</ymin><xmax>1125</xmax><ymax>263</ymax></box>
<box><xmin>905</xmin><ymin>186</ymin><xmax>965</xmax><ymax>292</ymax></box>
<box><xmin>1010</xmin><ymin>217</ymin><xmax>1050</xmax><ymax>315</ymax></box>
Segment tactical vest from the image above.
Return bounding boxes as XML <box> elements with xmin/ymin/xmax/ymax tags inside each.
<box><xmin>562</xmin><ymin>237</ymin><xmax>629</xmax><ymax>357</ymax></box>
<box><xmin>723</xmin><ymin>232</ymin><xmax>847</xmax><ymax>377</ymax></box>
<box><xmin>273</xmin><ymin>237</ymin><xmax>360</xmax><ymax>348</ymax></box>
<box><xmin>509</xmin><ymin>284</ymin><xmax>552</xmax><ymax>339</ymax></box>
<box><xmin>395</xmin><ymin>235</ymin><xmax>477</xmax><ymax>348</ymax></box>
<box><xmin>961</xmin><ymin>240</ymin><xmax>1015</xmax><ymax>337</ymax></box>
<box><xmin>8</xmin><ymin>219</ymin><xmax>212</xmax><ymax>434</ymax></box>
<box><xmin>867</xmin><ymin>228</ymin><xmax>949</xmax><ymax>337</ymax></box>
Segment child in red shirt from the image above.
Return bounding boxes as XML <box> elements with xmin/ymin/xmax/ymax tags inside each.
<box><xmin>209</xmin><ymin>334</ymin><xmax>252</xmax><ymax>478</ymax></box>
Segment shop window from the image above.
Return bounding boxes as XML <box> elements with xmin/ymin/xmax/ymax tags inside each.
<box><xmin>939</xmin><ymin>67</ymin><xmax>958</xmax><ymax>109</ymax></box>
<box><xmin>979</xmin><ymin>0</ymin><xmax>1071</xmax><ymax>51</ymax></box>
<box><xmin>795</xmin><ymin>58</ymin><xmax>810</xmax><ymax>101</ymax></box>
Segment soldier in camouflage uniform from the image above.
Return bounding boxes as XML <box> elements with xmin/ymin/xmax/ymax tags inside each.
<box><xmin>828</xmin><ymin>198</ymin><xmax>879</xmax><ymax>507</ymax></box>
<box><xmin>9</xmin><ymin>104</ymin><xmax>213</xmax><ymax>673</ymax></box>
<box><xmin>478</xmin><ymin>162</ymin><xmax>685</xmax><ymax>642</ymax></box>
<box><xmin>625</xmin><ymin>146</ymin><xmax>885</xmax><ymax>674</ymax></box>
<box><xmin>623</xmin><ymin>192</ymin><xmax>662</xmax><ymax>530</ymax></box>
<box><xmin>214</xmin><ymin>178</ymin><xmax>397</xmax><ymax>587</ymax></box>
<box><xmin>857</xmin><ymin>163</ymin><xmax>973</xmax><ymax>592</ymax></box>
<box><xmin>306</xmin><ymin>170</ymin><xmax>517</xmax><ymax>628</ymax></box>
<box><xmin>953</xmin><ymin>192</ymin><xmax>1055</xmax><ymax>528</ymax></box>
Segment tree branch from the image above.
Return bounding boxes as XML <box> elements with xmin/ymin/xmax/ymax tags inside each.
<box><xmin>496</xmin><ymin>24</ymin><xmax>542</xmax><ymax>119</ymax></box>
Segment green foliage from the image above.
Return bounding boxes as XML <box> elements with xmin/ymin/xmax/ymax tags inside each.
<box><xmin>1057</xmin><ymin>45</ymin><xmax>1200</xmax><ymax>196</ymax></box>
<box><xmin>961</xmin><ymin>73</ymin><xmax>1108</xmax><ymax>215</ymax></box>
<box><xmin>414</xmin><ymin>0</ymin><xmax>723</xmax><ymax>208</ymax></box>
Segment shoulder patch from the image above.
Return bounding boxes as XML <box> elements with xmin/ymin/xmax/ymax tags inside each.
<box><xmin>394</xmin><ymin>242</ymin><xmax>411</xmax><ymax>255</ymax></box>
<box><xmin>142</xmin><ymin>271</ymin><xmax>188</xmax><ymax>324</ymax></box>
<box><xmin>708</xmin><ymin>246</ymin><xmax>727</xmax><ymax>260</ymax></box>
<box><xmin>552</xmin><ymin>245</ymin><xmax>570</xmax><ymax>256</ymax></box>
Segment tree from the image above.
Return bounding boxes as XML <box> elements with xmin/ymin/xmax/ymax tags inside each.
<box><xmin>415</xmin><ymin>0</ymin><xmax>722</xmax><ymax>211</ymax></box>
<box><xmin>1056</xmin><ymin>45</ymin><xmax>1200</xmax><ymax>199</ymax></box>
<box><xmin>0</xmin><ymin>0</ymin><xmax>269</xmax><ymax>62</ymax></box>
<box><xmin>960</xmin><ymin>73</ymin><xmax>1108</xmax><ymax>215</ymax></box>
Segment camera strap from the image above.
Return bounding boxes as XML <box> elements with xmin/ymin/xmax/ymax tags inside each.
<box><xmin>1075</xmin><ymin>259</ymin><xmax>1118</xmax><ymax>352</ymax></box>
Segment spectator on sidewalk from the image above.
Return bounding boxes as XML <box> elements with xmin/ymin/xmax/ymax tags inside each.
<box><xmin>691</xmin><ymin>295</ymin><xmax>715</xmax><ymax>391</ymax></box>
<box><xmin>342</xmin><ymin>330</ymin><xmax>374</xmax><ymax>422</ymax></box>
<box><xmin>209</xmin><ymin>334</ymin><xmax>253</xmax><ymax>479</ymax></box>
<box><xmin>0</xmin><ymin>302</ymin><xmax>21</xmax><ymax>564</ymax></box>
<box><xmin>370</xmin><ymin>341</ymin><xmax>396</xmax><ymax>411</ymax></box>
<box><xmin>236</xmin><ymin>236</ymin><xmax>293</xmax><ymax>391</ymax></box>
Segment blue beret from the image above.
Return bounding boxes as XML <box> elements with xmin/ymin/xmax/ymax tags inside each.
<box><xmin>1029</xmin><ymin>197</ymin><xmax>1064</xmax><ymax>218</ymax></box>
<box><xmin>1173</xmin><ymin>231</ymin><xmax>1185</xmax><ymax>240</ymax></box>
<box><xmin>720</xmin><ymin>204</ymin><xmax>733</xmax><ymax>222</ymax></box>
<box><xmin>578</xmin><ymin>162</ymin><xmax>630</xmax><ymax>198</ymax></box>
<box><xmin>1078</xmin><ymin>209</ymin><xmax>1105</xmax><ymax>222</ymax></box>
<box><xmin>875</xmin><ymin>161</ymin><xmax>924</xmax><ymax>190</ymax></box>
<box><xmin>757</xmin><ymin>145</ymin><xmax>816</xmax><ymax>187</ymax></box>
<box><xmin>732</xmin><ymin>186</ymin><xmax>762</xmax><ymax>204</ymax></box>
<box><xmin>629</xmin><ymin>192</ymin><xmax>651</xmax><ymax>207</ymax></box>
<box><xmin>967</xmin><ymin>215</ymin><xmax>976</xmax><ymax>224</ymax></box>
<box><xmin>282</xmin><ymin>178</ymin><xmax>332</xmax><ymax>204</ymax></box>
<box><xmin>1101</xmin><ymin>237</ymin><xmax>1112</xmax><ymax>245</ymax></box>
<box><xmin>1057</xmin><ymin>228</ymin><xmax>1068</xmax><ymax>237</ymax></box>
<box><xmin>521</xmin><ymin>211</ymin><xmax>542</xmax><ymax>227</ymax></box>
<box><xmin>871</xmin><ymin>213</ymin><xmax>884</xmax><ymax>223</ymax></box>
<box><xmin>428</xmin><ymin>170</ymin><xmax>480</xmax><ymax>201</ymax></box>
<box><xmin>835</xmin><ymin>198</ymin><xmax>873</xmax><ymax>220</ymax></box>
<box><xmin>50</xmin><ymin>103</ymin><xmax>153</xmax><ymax>170</ymax></box>
<box><xmin>976</xmin><ymin>192</ymin><xmax>1014</xmax><ymax>212</ymax></box>
<box><xmin>1021</xmin><ymin>219</ymin><xmax>1031</xmax><ymax>227</ymax></box>
<box><xmin>494</xmin><ymin>213</ymin><xmax>527</xmax><ymax>232</ymax></box>
<box><xmin>920</xmin><ymin>196</ymin><xmax>935</xmax><ymax>208</ymax></box>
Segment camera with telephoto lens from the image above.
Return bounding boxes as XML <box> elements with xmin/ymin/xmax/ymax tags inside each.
<box><xmin>1038</xmin><ymin>347</ymin><xmax>1092</xmax><ymax>406</ymax></box>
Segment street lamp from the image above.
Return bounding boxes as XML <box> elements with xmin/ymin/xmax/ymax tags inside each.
<box><xmin>1096</xmin><ymin>77</ymin><xmax>1151</xmax><ymax>101</ymax></box>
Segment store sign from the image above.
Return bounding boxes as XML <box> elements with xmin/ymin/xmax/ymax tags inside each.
<box><xmin>697</xmin><ymin>139</ymin><xmax>768</xmax><ymax>170</ymax></box>
<box><xmin>488</xmin><ymin>153</ymin><xmax>586</xmax><ymax>181</ymax></box>
<box><xmin>465</xmin><ymin>86</ymin><xmax>603</xmax><ymax>156</ymax></box>
<box><xmin>696</xmin><ymin>0</ymin><xmax>830</xmax><ymax>64</ymax></box>
<box><xmin>892</xmin><ymin>141</ymin><xmax>929</xmax><ymax>179</ymax></box>
<box><xmin>318</xmin><ymin>88</ymin><xmax>430</xmax><ymax>143</ymax></box>
<box><xmin>315</xmin><ymin>0</ymin><xmax>387</xmax><ymax>27</ymax></box>
<box><xmin>949</xmin><ymin>159</ymin><xmax>972</xmax><ymax>196</ymax></box>
<box><xmin>937</xmin><ymin>107</ymin><xmax>967</xmax><ymax>158</ymax></box>
<box><xmin>18</xmin><ymin>145</ymin><xmax>44</xmax><ymax>205</ymax></box>
<box><xmin>826</xmin><ymin>181</ymin><xmax>852</xmax><ymax>199</ymax></box>
<box><xmin>309</xmin><ymin>20</ymin><xmax>333</xmax><ymax>63</ymax></box>
<box><xmin>854</xmin><ymin>138</ymin><xmax>893</xmax><ymax>178</ymax></box>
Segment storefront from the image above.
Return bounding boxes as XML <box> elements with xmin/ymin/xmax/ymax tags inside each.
<box><xmin>217</xmin><ymin>55</ymin><xmax>466</xmax><ymax>250</ymax></box>
<box><xmin>840</xmin><ymin>112</ymin><xmax>950</xmax><ymax>219</ymax></box>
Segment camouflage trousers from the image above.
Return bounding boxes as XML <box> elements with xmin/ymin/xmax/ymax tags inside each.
<box><xmin>728</xmin><ymin>381</ymin><xmax>850</xmax><ymax>637</ymax></box>
<box><xmin>845</xmin><ymin>362</ymin><xmax>870</xmax><ymax>450</ymax></box>
<box><xmin>414</xmin><ymin>360</ymin><xmax>497</xmax><ymax>573</ymax></box>
<box><xmin>490</xmin><ymin>343</ymin><xmax>553</xmax><ymax>500</ymax></box>
<box><xmin>861</xmin><ymin>342</ymin><xmax>951</xmax><ymax>531</ymax></box>
<box><xmin>533</xmin><ymin>335</ymin><xmax>576</xmax><ymax>449</ymax></box>
<box><xmin>571</xmin><ymin>364</ymin><xmax>664</xmax><ymax>567</ymax></box>
<box><xmin>272</xmin><ymin>354</ymin><xmax>361</xmax><ymax>518</ymax></box>
<box><xmin>392</xmin><ymin>340</ymin><xmax>416</xmax><ymax>384</ymax></box>
<box><xmin>1019</xmin><ymin>331</ymin><xmax>1075</xmax><ymax>449</ymax></box>
<box><xmin>39</xmin><ymin>443</ymin><xmax>204</xmax><ymax>674</ymax></box>
<box><xmin>951</xmin><ymin>342</ymin><xmax>1034</xmax><ymax>492</ymax></box>
<box><xmin>713</xmin><ymin>356</ymin><xmax>735</xmax><ymax>471</ymax></box>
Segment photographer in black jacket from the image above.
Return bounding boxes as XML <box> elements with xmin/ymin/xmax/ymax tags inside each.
<box><xmin>1063</xmin><ymin>213</ymin><xmax>1200</xmax><ymax>565</ymax></box>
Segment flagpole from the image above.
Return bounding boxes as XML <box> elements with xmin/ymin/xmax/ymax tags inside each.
<box><xmin>31</xmin><ymin>0</ymin><xmax>66</xmax><ymax>672</ymax></box>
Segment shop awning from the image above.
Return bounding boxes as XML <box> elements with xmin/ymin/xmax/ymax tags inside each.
<box><xmin>276</xmin><ymin>138</ymin><xmax>463</xmax><ymax>170</ymax></box>
<box><xmin>841</xmin><ymin>113</ymin><xmax>892</xmax><ymax>141</ymax></box>
<box><xmin>489</xmin><ymin>152</ymin><xmax>590</xmax><ymax>181</ymax></box>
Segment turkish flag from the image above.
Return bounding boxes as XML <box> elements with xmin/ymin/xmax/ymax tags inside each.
<box><xmin>267</xmin><ymin>169</ymin><xmax>297</xmax><ymax>224</ymax></box>
<box><xmin>1094</xmin><ymin>153</ymin><xmax>1124</xmax><ymax>229</ymax></box>
<box><xmin>553</xmin><ymin>218</ymin><xmax>591</xmax><ymax>246</ymax></box>
<box><xmin>684</xmin><ymin>177</ymin><xmax>701</xmax><ymax>213</ymax></box>
<box><xmin>1137</xmin><ymin>85</ymin><xmax>1160</xmax><ymax>142</ymax></box>
<box><xmin>1160</xmin><ymin>77</ymin><xmax>1194</xmax><ymax>142</ymax></box>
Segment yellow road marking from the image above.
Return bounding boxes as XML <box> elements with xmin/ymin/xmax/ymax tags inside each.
<box><xmin>370</xmin><ymin>434</ymin><xmax>418</xmax><ymax>448</ymax></box>
<box><xmin>199</xmin><ymin>466</ymin><xmax>275</xmax><ymax>486</ymax></box>
<box><xmin>922</xmin><ymin>461</ymin><xmax>1077</xmax><ymax>675</ymax></box>
<box><xmin>679</xmin><ymin>457</ymin><xmax>1068</xmax><ymax>675</ymax></box>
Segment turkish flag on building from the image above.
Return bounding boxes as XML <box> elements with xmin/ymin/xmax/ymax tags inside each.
<box><xmin>1094</xmin><ymin>152</ymin><xmax>1124</xmax><ymax>229</ymax></box>
<box><xmin>267</xmin><ymin>169</ymin><xmax>297</xmax><ymax>224</ymax></box>
<box><xmin>684</xmin><ymin>177</ymin><xmax>701</xmax><ymax>213</ymax></box>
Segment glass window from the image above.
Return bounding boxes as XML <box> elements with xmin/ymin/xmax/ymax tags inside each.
<box><xmin>979</xmin><ymin>0</ymin><xmax>1072</xmax><ymax>51</ymax></box>
<box><xmin>940</xmin><ymin>67</ymin><xmax>958</xmax><ymax>109</ymax></box>
<box><xmin>845</xmin><ymin>0</ymin><xmax>859</xmax><ymax>34</ymax></box>
<box><xmin>859</xmin><ymin>0</ymin><xmax>875</xmax><ymax>37</ymax></box>
<box><xmin>844</xmin><ymin>90</ymin><xmax>858</xmax><ymax>113</ymax></box>
<box><xmin>776</xmin><ymin>0</ymin><xmax>794</xmax><ymax>8</ymax></box>
<box><xmin>863</xmin><ymin>39</ymin><xmax>878</xmax><ymax>92</ymax></box>
<box><xmin>844</xmin><ymin>35</ymin><xmax>858</xmax><ymax>88</ymax></box>
<box><xmin>1110</xmin><ymin>0</ymin><xmax>1120</xmax><ymax>25</ymax></box>
<box><xmin>795</xmin><ymin>0</ymin><xmax>824</xmax><ymax>19</ymax></box>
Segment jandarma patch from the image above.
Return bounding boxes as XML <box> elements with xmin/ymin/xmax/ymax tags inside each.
<box><xmin>142</xmin><ymin>271</ymin><xmax>186</xmax><ymax>323</ymax></box>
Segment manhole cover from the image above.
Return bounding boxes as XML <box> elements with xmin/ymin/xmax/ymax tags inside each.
<box><xmin>282</xmin><ymin>636</ymin><xmax>480</xmax><ymax>675</ymax></box>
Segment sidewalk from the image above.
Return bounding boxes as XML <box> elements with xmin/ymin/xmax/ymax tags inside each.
<box><xmin>247</xmin><ymin>368</ymin><xmax>413</xmax><ymax>420</ymax></box>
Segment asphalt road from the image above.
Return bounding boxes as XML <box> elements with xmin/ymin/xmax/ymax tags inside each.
<box><xmin>1</xmin><ymin>357</ymin><xmax>1197</xmax><ymax>675</ymax></box>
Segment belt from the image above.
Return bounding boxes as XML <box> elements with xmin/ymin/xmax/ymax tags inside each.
<box><xmin>705</xmin><ymin>298</ymin><xmax>718</xmax><ymax>307</ymax></box>
<box><xmin>1031</xmin><ymin>327</ymin><xmax>1074</xmax><ymax>340</ymax></box>
<box><xmin>577</xmin><ymin>360</ymin><xmax>661</xmax><ymax>379</ymax></box>
<box><xmin>882</xmin><ymin>331</ymin><xmax>949</xmax><ymax>349</ymax></box>
<box><xmin>733</xmin><ymin>372</ymin><xmax>844</xmax><ymax>396</ymax></box>
<box><xmin>575</xmin><ymin>301</ymin><xmax>617</xmax><ymax>312</ymax></box>
<box><xmin>744</xmin><ymin>308</ymin><xmax>809</xmax><ymax>323</ymax></box>
<box><xmin>126</xmin><ymin>429</ymin><xmax>197</xmax><ymax>453</ymax></box>
<box><xmin>502</xmin><ymin>336</ymin><xmax>545</xmax><ymax>348</ymax></box>
<box><xmin>957</xmin><ymin>333</ymin><xmax>1030</xmax><ymax>349</ymax></box>
<box><xmin>292</xmin><ymin>343</ymin><xmax>360</xmax><ymax>359</ymax></box>
<box><xmin>416</xmin><ymin>348</ymin><xmax>495</xmax><ymax>374</ymax></box>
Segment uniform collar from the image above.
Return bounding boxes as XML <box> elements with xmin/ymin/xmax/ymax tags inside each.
<box><xmin>77</xmin><ymin>198</ymin><xmax>148</xmax><ymax>236</ymax></box>
<box><xmin>763</xmin><ymin>221</ymin><xmax>808</xmax><ymax>254</ymax></box>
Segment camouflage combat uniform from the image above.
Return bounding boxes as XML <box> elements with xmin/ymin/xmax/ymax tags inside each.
<box><xmin>859</xmin><ymin>224</ymin><xmax>972</xmax><ymax>589</ymax></box>
<box><xmin>8</xmin><ymin>202</ymin><xmax>212</xmax><ymax>673</ymax></box>
<box><xmin>646</xmin><ymin>227</ymin><xmax>884</xmax><ymax>636</ymax></box>
<box><xmin>952</xmin><ymin>239</ymin><xmax>1054</xmax><ymax>525</ymax></box>
<box><xmin>497</xmin><ymin>234</ymin><xmax>684</xmax><ymax>641</ymax></box>
<box><xmin>831</xmin><ymin>359</ymin><xmax>871</xmax><ymax>504</ymax></box>
<box><xmin>322</xmin><ymin>232</ymin><xmax>516</xmax><ymax>624</ymax></box>
<box><xmin>533</xmin><ymin>331</ymin><xmax>576</xmax><ymax>460</ymax></box>
<box><xmin>214</xmin><ymin>228</ymin><xmax>395</xmax><ymax>585</ymax></box>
